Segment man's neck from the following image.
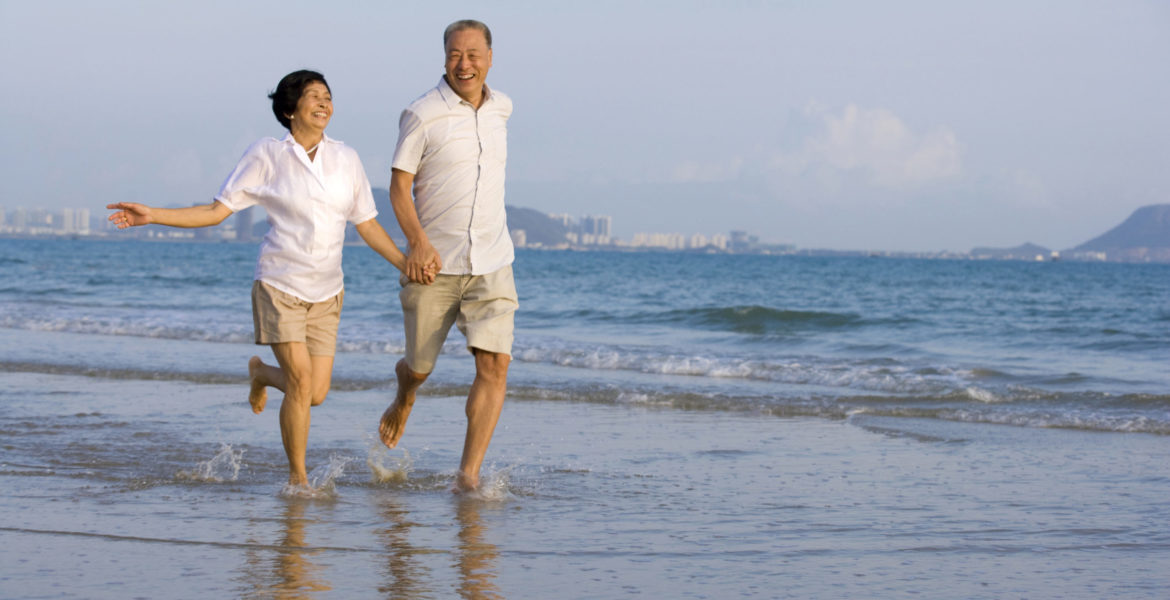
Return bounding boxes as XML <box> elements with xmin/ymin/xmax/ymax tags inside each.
<box><xmin>445</xmin><ymin>76</ymin><xmax>485</xmax><ymax>109</ymax></box>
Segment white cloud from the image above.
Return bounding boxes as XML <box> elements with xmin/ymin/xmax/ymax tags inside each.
<box><xmin>775</xmin><ymin>103</ymin><xmax>962</xmax><ymax>188</ymax></box>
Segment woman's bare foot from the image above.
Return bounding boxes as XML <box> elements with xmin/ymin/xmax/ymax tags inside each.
<box><xmin>248</xmin><ymin>356</ymin><xmax>268</xmax><ymax>414</ymax></box>
<box><xmin>452</xmin><ymin>470</ymin><xmax>478</xmax><ymax>494</ymax></box>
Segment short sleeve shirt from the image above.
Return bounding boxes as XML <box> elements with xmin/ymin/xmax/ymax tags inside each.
<box><xmin>215</xmin><ymin>134</ymin><xmax>377</xmax><ymax>302</ymax></box>
<box><xmin>391</xmin><ymin>77</ymin><xmax>513</xmax><ymax>276</ymax></box>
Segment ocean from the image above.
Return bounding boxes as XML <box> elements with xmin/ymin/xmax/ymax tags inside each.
<box><xmin>2</xmin><ymin>237</ymin><xmax>1168</xmax><ymax>598</ymax></box>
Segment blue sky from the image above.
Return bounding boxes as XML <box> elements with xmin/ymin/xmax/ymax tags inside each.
<box><xmin>2</xmin><ymin>0</ymin><xmax>1167</xmax><ymax>251</ymax></box>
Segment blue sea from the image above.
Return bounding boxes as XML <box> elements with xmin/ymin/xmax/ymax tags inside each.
<box><xmin>2</xmin><ymin>237</ymin><xmax>1168</xmax><ymax>598</ymax></box>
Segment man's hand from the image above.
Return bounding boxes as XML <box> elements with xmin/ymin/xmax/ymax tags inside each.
<box><xmin>406</xmin><ymin>241</ymin><xmax>441</xmax><ymax>284</ymax></box>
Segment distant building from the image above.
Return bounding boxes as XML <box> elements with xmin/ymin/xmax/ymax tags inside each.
<box><xmin>549</xmin><ymin>213</ymin><xmax>614</xmax><ymax>246</ymax></box>
<box><xmin>581</xmin><ymin>215</ymin><xmax>612</xmax><ymax>239</ymax></box>
<box><xmin>548</xmin><ymin>213</ymin><xmax>574</xmax><ymax>229</ymax></box>
<box><xmin>511</xmin><ymin>228</ymin><xmax>527</xmax><ymax>248</ymax></box>
<box><xmin>61</xmin><ymin>208</ymin><xmax>91</xmax><ymax>234</ymax></box>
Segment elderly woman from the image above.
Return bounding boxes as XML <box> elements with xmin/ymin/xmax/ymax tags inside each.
<box><xmin>108</xmin><ymin>70</ymin><xmax>428</xmax><ymax>490</ymax></box>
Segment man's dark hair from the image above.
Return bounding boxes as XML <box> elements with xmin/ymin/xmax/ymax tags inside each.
<box><xmin>268</xmin><ymin>70</ymin><xmax>330</xmax><ymax>130</ymax></box>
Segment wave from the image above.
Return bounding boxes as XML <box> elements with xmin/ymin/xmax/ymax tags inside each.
<box><xmin>6</xmin><ymin>359</ymin><xmax>1167</xmax><ymax>435</ymax></box>
<box><xmin>499</xmin><ymin>385</ymin><xmax>1170</xmax><ymax>435</ymax></box>
<box><xmin>631</xmin><ymin>305</ymin><xmax>866</xmax><ymax>335</ymax></box>
<box><xmin>511</xmin><ymin>344</ymin><xmax>973</xmax><ymax>394</ymax></box>
<box><xmin>0</xmin><ymin>313</ymin><xmax>254</xmax><ymax>344</ymax></box>
<box><xmin>522</xmin><ymin>305</ymin><xmax>876</xmax><ymax>336</ymax></box>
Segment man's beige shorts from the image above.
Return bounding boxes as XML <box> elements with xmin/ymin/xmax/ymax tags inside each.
<box><xmin>399</xmin><ymin>265</ymin><xmax>517</xmax><ymax>374</ymax></box>
<box><xmin>251</xmin><ymin>280</ymin><xmax>344</xmax><ymax>356</ymax></box>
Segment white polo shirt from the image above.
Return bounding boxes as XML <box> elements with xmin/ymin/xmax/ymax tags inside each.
<box><xmin>215</xmin><ymin>134</ymin><xmax>378</xmax><ymax>302</ymax></box>
<box><xmin>391</xmin><ymin>77</ymin><xmax>514</xmax><ymax>276</ymax></box>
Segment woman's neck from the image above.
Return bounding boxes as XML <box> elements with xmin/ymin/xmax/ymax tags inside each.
<box><xmin>290</xmin><ymin>125</ymin><xmax>324</xmax><ymax>156</ymax></box>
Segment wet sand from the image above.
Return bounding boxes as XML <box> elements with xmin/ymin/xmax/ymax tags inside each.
<box><xmin>2</xmin><ymin>370</ymin><xmax>1168</xmax><ymax>598</ymax></box>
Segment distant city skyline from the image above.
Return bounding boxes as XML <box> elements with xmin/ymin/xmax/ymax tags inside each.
<box><xmin>3</xmin><ymin>1</ymin><xmax>1168</xmax><ymax>252</ymax></box>
<box><xmin>10</xmin><ymin>203</ymin><xmax>1159</xmax><ymax>264</ymax></box>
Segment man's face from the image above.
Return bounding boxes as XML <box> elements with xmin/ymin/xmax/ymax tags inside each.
<box><xmin>444</xmin><ymin>28</ymin><xmax>492</xmax><ymax>105</ymax></box>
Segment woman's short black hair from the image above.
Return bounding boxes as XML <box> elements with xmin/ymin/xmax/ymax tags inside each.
<box><xmin>268</xmin><ymin>70</ymin><xmax>330</xmax><ymax>130</ymax></box>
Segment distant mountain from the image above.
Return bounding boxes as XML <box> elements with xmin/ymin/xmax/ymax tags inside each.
<box><xmin>365</xmin><ymin>189</ymin><xmax>567</xmax><ymax>248</ymax></box>
<box><xmin>1069</xmin><ymin>204</ymin><xmax>1170</xmax><ymax>262</ymax></box>
<box><xmin>506</xmin><ymin>206</ymin><xmax>568</xmax><ymax>247</ymax></box>
<box><xmin>970</xmin><ymin>242</ymin><xmax>1052</xmax><ymax>261</ymax></box>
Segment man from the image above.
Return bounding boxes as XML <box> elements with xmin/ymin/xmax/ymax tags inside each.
<box><xmin>379</xmin><ymin>19</ymin><xmax>517</xmax><ymax>493</ymax></box>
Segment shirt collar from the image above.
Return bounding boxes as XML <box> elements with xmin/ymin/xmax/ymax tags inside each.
<box><xmin>280</xmin><ymin>132</ymin><xmax>337</xmax><ymax>148</ymax></box>
<box><xmin>437</xmin><ymin>75</ymin><xmax>493</xmax><ymax>109</ymax></box>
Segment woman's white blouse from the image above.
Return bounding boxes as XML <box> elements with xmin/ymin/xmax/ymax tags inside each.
<box><xmin>215</xmin><ymin>134</ymin><xmax>377</xmax><ymax>302</ymax></box>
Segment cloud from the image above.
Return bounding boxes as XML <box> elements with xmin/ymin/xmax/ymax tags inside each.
<box><xmin>774</xmin><ymin>103</ymin><xmax>962</xmax><ymax>188</ymax></box>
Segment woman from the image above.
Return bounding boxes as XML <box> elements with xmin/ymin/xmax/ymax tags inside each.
<box><xmin>108</xmin><ymin>70</ymin><xmax>429</xmax><ymax>490</ymax></box>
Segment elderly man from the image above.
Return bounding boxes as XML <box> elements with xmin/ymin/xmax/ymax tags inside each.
<box><xmin>379</xmin><ymin>19</ymin><xmax>517</xmax><ymax>492</ymax></box>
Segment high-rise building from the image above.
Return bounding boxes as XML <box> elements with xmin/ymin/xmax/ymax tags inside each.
<box><xmin>581</xmin><ymin>215</ymin><xmax>612</xmax><ymax>238</ymax></box>
<box><xmin>61</xmin><ymin>208</ymin><xmax>91</xmax><ymax>234</ymax></box>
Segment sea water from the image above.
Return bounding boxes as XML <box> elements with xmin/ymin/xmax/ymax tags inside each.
<box><xmin>1</xmin><ymin>238</ymin><xmax>1168</xmax><ymax>598</ymax></box>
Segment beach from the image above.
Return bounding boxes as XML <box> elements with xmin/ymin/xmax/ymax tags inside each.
<box><xmin>2</xmin><ymin>239</ymin><xmax>1169</xmax><ymax>598</ymax></box>
<box><xmin>3</xmin><ymin>361</ymin><xmax>1169</xmax><ymax>598</ymax></box>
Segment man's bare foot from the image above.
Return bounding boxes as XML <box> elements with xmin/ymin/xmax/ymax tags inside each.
<box><xmin>378</xmin><ymin>400</ymin><xmax>413</xmax><ymax>448</ymax></box>
<box><xmin>248</xmin><ymin>356</ymin><xmax>267</xmax><ymax>414</ymax></box>
<box><xmin>379</xmin><ymin>360</ymin><xmax>423</xmax><ymax>447</ymax></box>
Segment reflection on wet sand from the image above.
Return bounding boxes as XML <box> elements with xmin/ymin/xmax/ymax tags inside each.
<box><xmin>238</xmin><ymin>499</ymin><xmax>332</xmax><ymax>599</ymax></box>
<box><xmin>376</xmin><ymin>496</ymin><xmax>433</xmax><ymax>598</ymax></box>
<box><xmin>374</xmin><ymin>494</ymin><xmax>503</xmax><ymax>599</ymax></box>
<box><xmin>455</xmin><ymin>498</ymin><xmax>503</xmax><ymax>600</ymax></box>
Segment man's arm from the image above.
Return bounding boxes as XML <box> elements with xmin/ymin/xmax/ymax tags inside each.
<box><xmin>389</xmin><ymin>168</ymin><xmax>441</xmax><ymax>282</ymax></box>
<box><xmin>106</xmin><ymin>201</ymin><xmax>233</xmax><ymax>229</ymax></box>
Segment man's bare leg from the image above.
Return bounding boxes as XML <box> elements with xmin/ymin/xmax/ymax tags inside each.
<box><xmin>455</xmin><ymin>349</ymin><xmax>510</xmax><ymax>493</ymax></box>
<box><xmin>380</xmin><ymin>358</ymin><xmax>428</xmax><ymax>448</ymax></box>
<box><xmin>269</xmin><ymin>342</ymin><xmax>314</xmax><ymax>486</ymax></box>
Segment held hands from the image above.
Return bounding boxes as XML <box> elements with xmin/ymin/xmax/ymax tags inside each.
<box><xmin>106</xmin><ymin>202</ymin><xmax>152</xmax><ymax>228</ymax></box>
<box><xmin>405</xmin><ymin>241</ymin><xmax>441</xmax><ymax>285</ymax></box>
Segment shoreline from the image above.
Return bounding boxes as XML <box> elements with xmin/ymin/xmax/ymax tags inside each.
<box><xmin>4</xmin><ymin>370</ymin><xmax>1169</xmax><ymax>598</ymax></box>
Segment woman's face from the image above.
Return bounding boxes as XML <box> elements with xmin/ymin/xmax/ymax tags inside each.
<box><xmin>290</xmin><ymin>81</ymin><xmax>332</xmax><ymax>134</ymax></box>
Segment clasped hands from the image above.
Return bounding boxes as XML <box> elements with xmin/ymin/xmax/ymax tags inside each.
<box><xmin>403</xmin><ymin>244</ymin><xmax>441</xmax><ymax>285</ymax></box>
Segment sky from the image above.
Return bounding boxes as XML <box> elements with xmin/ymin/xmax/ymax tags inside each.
<box><xmin>2</xmin><ymin>0</ymin><xmax>1168</xmax><ymax>252</ymax></box>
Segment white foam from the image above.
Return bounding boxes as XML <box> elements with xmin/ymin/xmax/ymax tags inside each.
<box><xmin>965</xmin><ymin>387</ymin><xmax>1006</xmax><ymax>404</ymax></box>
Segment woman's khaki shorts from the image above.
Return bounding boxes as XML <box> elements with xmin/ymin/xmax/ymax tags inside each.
<box><xmin>251</xmin><ymin>280</ymin><xmax>344</xmax><ymax>356</ymax></box>
<box><xmin>399</xmin><ymin>265</ymin><xmax>517</xmax><ymax>374</ymax></box>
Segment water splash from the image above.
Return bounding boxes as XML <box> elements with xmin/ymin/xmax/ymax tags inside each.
<box><xmin>175</xmin><ymin>443</ymin><xmax>244</xmax><ymax>483</ymax></box>
<box><xmin>368</xmin><ymin>444</ymin><xmax>412</xmax><ymax>484</ymax></box>
<box><xmin>460</xmin><ymin>466</ymin><xmax>516</xmax><ymax>501</ymax></box>
<box><xmin>279</xmin><ymin>454</ymin><xmax>353</xmax><ymax>499</ymax></box>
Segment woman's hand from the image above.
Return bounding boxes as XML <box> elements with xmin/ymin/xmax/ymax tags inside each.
<box><xmin>405</xmin><ymin>241</ymin><xmax>441</xmax><ymax>285</ymax></box>
<box><xmin>106</xmin><ymin>202</ymin><xmax>153</xmax><ymax>228</ymax></box>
